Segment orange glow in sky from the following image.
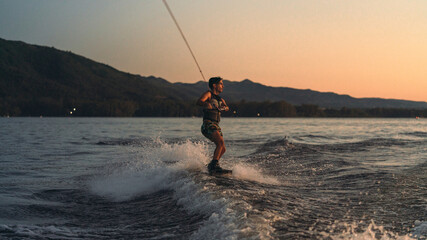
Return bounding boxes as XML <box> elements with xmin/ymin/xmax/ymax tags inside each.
<box><xmin>1</xmin><ymin>0</ymin><xmax>426</xmax><ymax>101</ymax></box>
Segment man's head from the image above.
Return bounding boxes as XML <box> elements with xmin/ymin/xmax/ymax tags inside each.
<box><xmin>209</xmin><ymin>77</ymin><xmax>223</xmax><ymax>90</ymax></box>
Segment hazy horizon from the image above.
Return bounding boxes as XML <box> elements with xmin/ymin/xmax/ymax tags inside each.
<box><xmin>1</xmin><ymin>0</ymin><xmax>426</xmax><ymax>101</ymax></box>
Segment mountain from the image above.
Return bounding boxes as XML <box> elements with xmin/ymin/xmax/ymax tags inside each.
<box><xmin>173</xmin><ymin>80</ymin><xmax>427</xmax><ymax>109</ymax></box>
<box><xmin>0</xmin><ymin>38</ymin><xmax>194</xmax><ymax>116</ymax></box>
<box><xmin>1</xmin><ymin>38</ymin><xmax>426</xmax><ymax>116</ymax></box>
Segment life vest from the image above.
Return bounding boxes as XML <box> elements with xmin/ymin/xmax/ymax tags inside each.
<box><xmin>203</xmin><ymin>91</ymin><xmax>223</xmax><ymax>122</ymax></box>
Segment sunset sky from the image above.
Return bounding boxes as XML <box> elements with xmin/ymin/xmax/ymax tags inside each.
<box><xmin>1</xmin><ymin>0</ymin><xmax>426</xmax><ymax>101</ymax></box>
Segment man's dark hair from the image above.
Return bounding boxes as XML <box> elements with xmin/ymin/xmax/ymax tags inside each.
<box><xmin>209</xmin><ymin>77</ymin><xmax>223</xmax><ymax>90</ymax></box>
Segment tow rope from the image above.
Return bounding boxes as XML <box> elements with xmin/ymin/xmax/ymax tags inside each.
<box><xmin>162</xmin><ymin>0</ymin><xmax>206</xmax><ymax>82</ymax></box>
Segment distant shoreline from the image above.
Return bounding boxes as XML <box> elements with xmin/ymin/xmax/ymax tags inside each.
<box><xmin>2</xmin><ymin>115</ymin><xmax>425</xmax><ymax>119</ymax></box>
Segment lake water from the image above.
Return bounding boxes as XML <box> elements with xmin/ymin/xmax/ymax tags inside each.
<box><xmin>0</xmin><ymin>117</ymin><xmax>426</xmax><ymax>239</ymax></box>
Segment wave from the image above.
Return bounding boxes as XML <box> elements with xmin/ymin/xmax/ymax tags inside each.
<box><xmin>254</xmin><ymin>137</ymin><xmax>418</xmax><ymax>156</ymax></box>
<box><xmin>402</xmin><ymin>131</ymin><xmax>427</xmax><ymax>138</ymax></box>
<box><xmin>88</xmin><ymin>139</ymin><xmax>279</xmax><ymax>239</ymax></box>
<box><xmin>254</xmin><ymin>138</ymin><xmax>295</xmax><ymax>154</ymax></box>
<box><xmin>0</xmin><ymin>224</ymin><xmax>86</xmax><ymax>240</ymax></box>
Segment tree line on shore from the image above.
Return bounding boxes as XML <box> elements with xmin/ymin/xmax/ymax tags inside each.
<box><xmin>1</xmin><ymin>98</ymin><xmax>425</xmax><ymax>118</ymax></box>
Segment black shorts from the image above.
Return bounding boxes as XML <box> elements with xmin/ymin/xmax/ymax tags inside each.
<box><xmin>201</xmin><ymin>120</ymin><xmax>222</xmax><ymax>140</ymax></box>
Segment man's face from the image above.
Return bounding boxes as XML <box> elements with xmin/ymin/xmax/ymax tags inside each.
<box><xmin>213</xmin><ymin>80</ymin><xmax>224</xmax><ymax>93</ymax></box>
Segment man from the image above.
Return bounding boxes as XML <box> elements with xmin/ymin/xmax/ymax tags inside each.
<box><xmin>196</xmin><ymin>77</ymin><xmax>231</xmax><ymax>174</ymax></box>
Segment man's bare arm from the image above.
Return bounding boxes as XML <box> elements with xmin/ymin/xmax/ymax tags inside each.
<box><xmin>196</xmin><ymin>91</ymin><xmax>212</xmax><ymax>108</ymax></box>
<box><xmin>220</xmin><ymin>98</ymin><xmax>229</xmax><ymax>111</ymax></box>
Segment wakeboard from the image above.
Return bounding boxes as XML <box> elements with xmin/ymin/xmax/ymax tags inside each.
<box><xmin>209</xmin><ymin>169</ymin><xmax>232</xmax><ymax>176</ymax></box>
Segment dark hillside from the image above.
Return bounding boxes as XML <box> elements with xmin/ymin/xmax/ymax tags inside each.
<box><xmin>0</xmin><ymin>38</ymin><xmax>193</xmax><ymax>116</ymax></box>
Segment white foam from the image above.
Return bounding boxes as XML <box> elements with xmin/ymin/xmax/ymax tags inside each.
<box><xmin>231</xmin><ymin>163</ymin><xmax>280</xmax><ymax>185</ymax></box>
<box><xmin>139</xmin><ymin>138</ymin><xmax>209</xmax><ymax>170</ymax></box>
<box><xmin>317</xmin><ymin>220</ymin><xmax>420</xmax><ymax>240</ymax></box>
<box><xmin>90</xmin><ymin>167</ymin><xmax>172</xmax><ymax>202</ymax></box>
<box><xmin>89</xmin><ymin>140</ymin><xmax>210</xmax><ymax>201</ymax></box>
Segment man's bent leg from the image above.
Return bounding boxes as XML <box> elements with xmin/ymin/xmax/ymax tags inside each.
<box><xmin>207</xmin><ymin>131</ymin><xmax>229</xmax><ymax>174</ymax></box>
<box><xmin>211</xmin><ymin>130</ymin><xmax>225</xmax><ymax>161</ymax></box>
